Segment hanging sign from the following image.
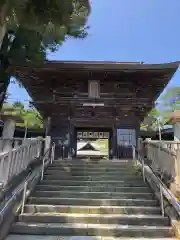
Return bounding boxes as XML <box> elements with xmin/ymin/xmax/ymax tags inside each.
<box><xmin>77</xmin><ymin>131</ymin><xmax>110</xmax><ymax>139</ymax></box>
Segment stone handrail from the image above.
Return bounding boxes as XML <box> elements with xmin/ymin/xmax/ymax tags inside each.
<box><xmin>0</xmin><ymin>138</ymin><xmax>26</xmax><ymax>153</ymax></box>
<box><xmin>150</xmin><ymin>140</ymin><xmax>180</xmax><ymax>152</ymax></box>
<box><xmin>139</xmin><ymin>138</ymin><xmax>180</xmax><ymax>189</ymax></box>
<box><xmin>0</xmin><ymin>138</ymin><xmax>43</xmax><ymax>188</ymax></box>
<box><xmin>0</xmin><ymin>142</ymin><xmax>55</xmax><ymax>238</ymax></box>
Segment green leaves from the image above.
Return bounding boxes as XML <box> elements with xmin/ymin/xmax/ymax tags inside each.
<box><xmin>23</xmin><ymin>0</ymin><xmax>73</xmax><ymax>26</ymax></box>
<box><xmin>1</xmin><ymin>0</ymin><xmax>90</xmax><ymax>33</ymax></box>
<box><xmin>160</xmin><ymin>86</ymin><xmax>180</xmax><ymax>113</ymax></box>
<box><xmin>0</xmin><ymin>1</ymin><xmax>91</xmax><ymax>67</ymax></box>
<box><xmin>2</xmin><ymin>101</ymin><xmax>43</xmax><ymax>129</ymax></box>
<box><xmin>141</xmin><ymin>86</ymin><xmax>180</xmax><ymax>131</ymax></box>
<box><xmin>12</xmin><ymin>101</ymin><xmax>24</xmax><ymax>109</ymax></box>
<box><xmin>0</xmin><ymin>1</ymin><xmax>91</xmax><ymax>109</ymax></box>
<box><xmin>23</xmin><ymin>109</ymin><xmax>43</xmax><ymax>128</ymax></box>
<box><xmin>160</xmin><ymin>86</ymin><xmax>180</xmax><ymax>102</ymax></box>
<box><xmin>141</xmin><ymin>108</ymin><xmax>161</xmax><ymax>131</ymax></box>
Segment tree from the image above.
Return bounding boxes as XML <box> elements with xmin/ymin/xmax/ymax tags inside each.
<box><xmin>1</xmin><ymin>101</ymin><xmax>25</xmax><ymax>118</ymax></box>
<box><xmin>159</xmin><ymin>86</ymin><xmax>180</xmax><ymax>116</ymax></box>
<box><xmin>141</xmin><ymin>86</ymin><xmax>180</xmax><ymax>131</ymax></box>
<box><xmin>1</xmin><ymin>101</ymin><xmax>43</xmax><ymax>129</ymax></box>
<box><xmin>0</xmin><ymin>1</ymin><xmax>91</xmax><ymax>45</ymax></box>
<box><xmin>23</xmin><ymin>109</ymin><xmax>43</xmax><ymax>128</ymax></box>
<box><xmin>3</xmin><ymin>90</ymin><xmax>10</xmax><ymax>103</ymax></box>
<box><xmin>141</xmin><ymin>108</ymin><xmax>162</xmax><ymax>131</ymax></box>
<box><xmin>0</xmin><ymin>1</ymin><xmax>91</xmax><ymax>108</ymax></box>
<box><xmin>12</xmin><ymin>101</ymin><xmax>24</xmax><ymax>109</ymax></box>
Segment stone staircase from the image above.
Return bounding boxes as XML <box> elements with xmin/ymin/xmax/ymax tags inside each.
<box><xmin>6</xmin><ymin>159</ymin><xmax>176</xmax><ymax>239</ymax></box>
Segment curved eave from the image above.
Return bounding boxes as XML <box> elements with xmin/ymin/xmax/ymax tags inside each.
<box><xmin>11</xmin><ymin>61</ymin><xmax>180</xmax><ymax>72</ymax></box>
<box><xmin>10</xmin><ymin>61</ymin><xmax>179</xmax><ymax>122</ymax></box>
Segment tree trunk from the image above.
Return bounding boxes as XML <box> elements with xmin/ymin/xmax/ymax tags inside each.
<box><xmin>0</xmin><ymin>71</ymin><xmax>10</xmax><ymax>110</ymax></box>
<box><xmin>0</xmin><ymin>24</ymin><xmax>6</xmax><ymax>48</ymax></box>
<box><xmin>0</xmin><ymin>3</ymin><xmax>8</xmax><ymax>48</ymax></box>
<box><xmin>0</xmin><ymin>33</ymin><xmax>10</xmax><ymax>110</ymax></box>
<box><xmin>0</xmin><ymin>10</ymin><xmax>11</xmax><ymax>110</ymax></box>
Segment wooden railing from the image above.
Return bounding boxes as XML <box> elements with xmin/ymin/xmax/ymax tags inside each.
<box><xmin>0</xmin><ymin>138</ymin><xmax>43</xmax><ymax>188</ymax></box>
<box><xmin>138</xmin><ymin>138</ymin><xmax>180</xmax><ymax>189</ymax></box>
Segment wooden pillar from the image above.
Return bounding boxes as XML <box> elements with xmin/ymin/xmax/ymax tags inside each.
<box><xmin>45</xmin><ymin>117</ymin><xmax>51</xmax><ymax>136</ymax></box>
<box><xmin>68</xmin><ymin>119</ymin><xmax>74</xmax><ymax>159</ymax></box>
<box><xmin>136</xmin><ymin>123</ymin><xmax>140</xmax><ymax>147</ymax></box>
<box><xmin>71</xmin><ymin>125</ymin><xmax>76</xmax><ymax>159</ymax></box>
<box><xmin>112</xmin><ymin>124</ymin><xmax>117</xmax><ymax>159</ymax></box>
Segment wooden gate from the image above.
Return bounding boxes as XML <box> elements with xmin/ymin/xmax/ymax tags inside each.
<box><xmin>117</xmin><ymin>129</ymin><xmax>136</xmax><ymax>159</ymax></box>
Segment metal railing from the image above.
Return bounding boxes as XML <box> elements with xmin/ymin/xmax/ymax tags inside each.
<box><xmin>41</xmin><ymin>142</ymin><xmax>55</xmax><ymax>181</ymax></box>
<box><xmin>133</xmin><ymin>145</ymin><xmax>180</xmax><ymax>219</ymax></box>
<box><xmin>0</xmin><ymin>138</ymin><xmax>43</xmax><ymax>188</ymax></box>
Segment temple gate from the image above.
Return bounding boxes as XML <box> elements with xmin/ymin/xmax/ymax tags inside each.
<box><xmin>12</xmin><ymin>61</ymin><xmax>179</xmax><ymax>159</ymax></box>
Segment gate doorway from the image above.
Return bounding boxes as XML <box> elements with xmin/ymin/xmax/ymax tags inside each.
<box><xmin>117</xmin><ymin>129</ymin><xmax>136</xmax><ymax>159</ymax></box>
<box><xmin>75</xmin><ymin>128</ymin><xmax>111</xmax><ymax>159</ymax></box>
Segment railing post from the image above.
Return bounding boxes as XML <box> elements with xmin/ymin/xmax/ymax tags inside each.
<box><xmin>2</xmin><ymin>119</ymin><xmax>16</xmax><ymax>152</ymax></box>
<box><xmin>38</xmin><ymin>138</ymin><xmax>43</xmax><ymax>158</ymax></box>
<box><xmin>157</xmin><ymin>142</ymin><xmax>162</xmax><ymax>173</ymax></box>
<box><xmin>44</xmin><ymin>136</ymin><xmax>51</xmax><ymax>157</ymax></box>
<box><xmin>50</xmin><ymin>143</ymin><xmax>55</xmax><ymax>164</ymax></box>
<box><xmin>138</xmin><ymin>138</ymin><xmax>143</xmax><ymax>152</ymax></box>
<box><xmin>62</xmin><ymin>145</ymin><xmax>65</xmax><ymax>160</ymax></box>
<box><xmin>175</xmin><ymin>148</ymin><xmax>180</xmax><ymax>191</ymax></box>
<box><xmin>142</xmin><ymin>158</ymin><xmax>145</xmax><ymax>183</ymax></box>
<box><xmin>41</xmin><ymin>156</ymin><xmax>45</xmax><ymax>181</ymax></box>
<box><xmin>159</xmin><ymin>184</ymin><xmax>165</xmax><ymax>216</ymax></box>
<box><xmin>21</xmin><ymin>181</ymin><xmax>28</xmax><ymax>214</ymax></box>
<box><xmin>132</xmin><ymin>145</ymin><xmax>135</xmax><ymax>161</ymax></box>
<box><xmin>4</xmin><ymin>149</ymin><xmax>13</xmax><ymax>186</ymax></box>
<box><xmin>14</xmin><ymin>140</ymin><xmax>19</xmax><ymax>149</ymax></box>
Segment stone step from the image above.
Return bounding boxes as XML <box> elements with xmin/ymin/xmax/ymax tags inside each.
<box><xmin>47</xmin><ymin>166</ymin><xmax>137</xmax><ymax>172</ymax></box>
<box><xmin>52</xmin><ymin>160</ymin><xmax>133</xmax><ymax>165</ymax></box>
<box><xmin>43</xmin><ymin>175</ymin><xmax>143</xmax><ymax>181</ymax></box>
<box><xmin>24</xmin><ymin>204</ymin><xmax>161</xmax><ymax>215</ymax></box>
<box><xmin>32</xmin><ymin>191</ymin><xmax>154</xmax><ymax>200</ymax></box>
<box><xmin>19</xmin><ymin>213</ymin><xmax>169</xmax><ymax>226</ymax></box>
<box><xmin>40</xmin><ymin>180</ymin><xmax>146</xmax><ymax>187</ymax></box>
<box><xmin>46</xmin><ymin>169</ymin><xmax>138</xmax><ymax>174</ymax></box>
<box><xmin>46</xmin><ymin>168</ymin><xmax>139</xmax><ymax>175</ymax></box>
<box><xmin>45</xmin><ymin>169</ymin><xmax>140</xmax><ymax>176</ymax></box>
<box><xmin>35</xmin><ymin>185</ymin><xmax>150</xmax><ymax>193</ymax></box>
<box><xmin>7</xmin><ymin>160</ymin><xmax>174</xmax><ymax>239</ymax></box>
<box><xmin>48</xmin><ymin>165</ymin><xmax>135</xmax><ymax>170</ymax></box>
<box><xmin>24</xmin><ymin>203</ymin><xmax>162</xmax><ymax>215</ymax></box>
<box><xmin>27</xmin><ymin>197</ymin><xmax>158</xmax><ymax>206</ymax></box>
<box><xmin>5</xmin><ymin>235</ymin><xmax>177</xmax><ymax>240</ymax></box>
<box><xmin>10</xmin><ymin>222</ymin><xmax>173</xmax><ymax>238</ymax></box>
<box><xmin>52</xmin><ymin>160</ymin><xmax>133</xmax><ymax>167</ymax></box>
<box><xmin>49</xmin><ymin>160</ymin><xmax>133</xmax><ymax>165</ymax></box>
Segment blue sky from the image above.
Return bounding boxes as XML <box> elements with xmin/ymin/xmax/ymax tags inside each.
<box><xmin>8</xmin><ymin>0</ymin><xmax>180</xmax><ymax>105</ymax></box>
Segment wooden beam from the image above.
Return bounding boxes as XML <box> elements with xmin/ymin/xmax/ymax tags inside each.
<box><xmin>11</xmin><ymin>61</ymin><xmax>178</xmax><ymax>123</ymax></box>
